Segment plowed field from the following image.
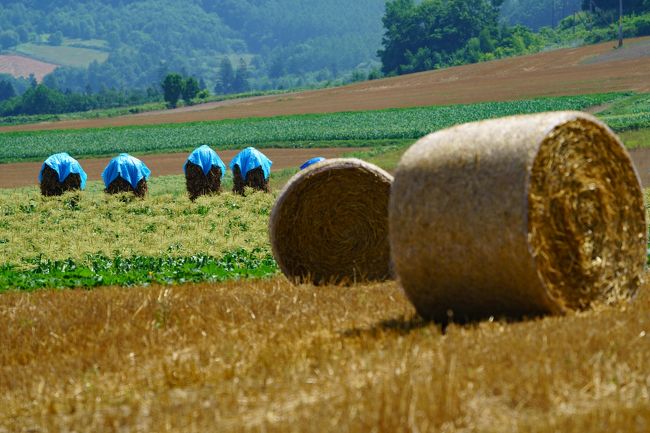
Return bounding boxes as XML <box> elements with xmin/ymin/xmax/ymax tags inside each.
<box><xmin>3</xmin><ymin>37</ymin><xmax>650</xmax><ymax>133</ymax></box>
<box><xmin>0</xmin><ymin>54</ymin><xmax>58</xmax><ymax>81</ymax></box>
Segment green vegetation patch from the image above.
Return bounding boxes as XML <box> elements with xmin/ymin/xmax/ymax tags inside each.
<box><xmin>0</xmin><ymin>249</ymin><xmax>277</xmax><ymax>292</ymax></box>
<box><xmin>13</xmin><ymin>42</ymin><xmax>109</xmax><ymax>68</ymax></box>
<box><xmin>0</xmin><ymin>93</ymin><xmax>632</xmax><ymax>163</ymax></box>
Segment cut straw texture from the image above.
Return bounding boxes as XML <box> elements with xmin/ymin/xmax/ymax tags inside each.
<box><xmin>185</xmin><ymin>162</ymin><xmax>223</xmax><ymax>201</ymax></box>
<box><xmin>389</xmin><ymin>111</ymin><xmax>646</xmax><ymax>322</ymax></box>
<box><xmin>39</xmin><ymin>165</ymin><xmax>82</xmax><ymax>197</ymax></box>
<box><xmin>270</xmin><ymin>158</ymin><xmax>393</xmax><ymax>285</ymax></box>
<box><xmin>232</xmin><ymin>166</ymin><xmax>269</xmax><ymax>195</ymax></box>
<box><xmin>105</xmin><ymin>177</ymin><xmax>148</xmax><ymax>198</ymax></box>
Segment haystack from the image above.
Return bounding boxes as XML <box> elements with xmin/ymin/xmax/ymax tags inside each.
<box><xmin>40</xmin><ymin>165</ymin><xmax>82</xmax><ymax>196</ymax></box>
<box><xmin>105</xmin><ymin>176</ymin><xmax>149</xmax><ymax>198</ymax></box>
<box><xmin>270</xmin><ymin>158</ymin><xmax>393</xmax><ymax>285</ymax></box>
<box><xmin>102</xmin><ymin>153</ymin><xmax>151</xmax><ymax>198</ymax></box>
<box><xmin>184</xmin><ymin>145</ymin><xmax>226</xmax><ymax>200</ymax></box>
<box><xmin>185</xmin><ymin>162</ymin><xmax>223</xmax><ymax>201</ymax></box>
<box><xmin>389</xmin><ymin>111</ymin><xmax>646</xmax><ymax>322</ymax></box>
<box><xmin>230</xmin><ymin>147</ymin><xmax>272</xmax><ymax>195</ymax></box>
<box><xmin>39</xmin><ymin>153</ymin><xmax>87</xmax><ymax>197</ymax></box>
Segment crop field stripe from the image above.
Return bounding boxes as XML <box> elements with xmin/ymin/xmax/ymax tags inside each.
<box><xmin>0</xmin><ymin>93</ymin><xmax>638</xmax><ymax>163</ymax></box>
<box><xmin>0</xmin><ymin>248</ymin><xmax>278</xmax><ymax>292</ymax></box>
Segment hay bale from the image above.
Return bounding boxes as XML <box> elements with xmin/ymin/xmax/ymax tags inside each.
<box><xmin>389</xmin><ymin>111</ymin><xmax>646</xmax><ymax>322</ymax></box>
<box><xmin>105</xmin><ymin>177</ymin><xmax>148</xmax><ymax>198</ymax></box>
<box><xmin>39</xmin><ymin>165</ymin><xmax>82</xmax><ymax>197</ymax></box>
<box><xmin>185</xmin><ymin>162</ymin><xmax>223</xmax><ymax>201</ymax></box>
<box><xmin>270</xmin><ymin>158</ymin><xmax>393</xmax><ymax>285</ymax></box>
<box><xmin>232</xmin><ymin>165</ymin><xmax>270</xmax><ymax>195</ymax></box>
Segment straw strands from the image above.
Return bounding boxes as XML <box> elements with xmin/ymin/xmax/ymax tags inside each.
<box><xmin>270</xmin><ymin>158</ymin><xmax>393</xmax><ymax>285</ymax></box>
<box><xmin>389</xmin><ymin>111</ymin><xmax>646</xmax><ymax>322</ymax></box>
<box><xmin>232</xmin><ymin>166</ymin><xmax>269</xmax><ymax>195</ymax></box>
<box><xmin>39</xmin><ymin>165</ymin><xmax>82</xmax><ymax>197</ymax></box>
<box><xmin>185</xmin><ymin>162</ymin><xmax>222</xmax><ymax>201</ymax></box>
<box><xmin>105</xmin><ymin>177</ymin><xmax>148</xmax><ymax>198</ymax></box>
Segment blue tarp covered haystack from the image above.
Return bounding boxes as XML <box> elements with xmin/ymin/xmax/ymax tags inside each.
<box><xmin>102</xmin><ymin>153</ymin><xmax>151</xmax><ymax>197</ymax></box>
<box><xmin>39</xmin><ymin>152</ymin><xmax>87</xmax><ymax>196</ymax></box>
<box><xmin>230</xmin><ymin>147</ymin><xmax>273</xmax><ymax>194</ymax></box>
<box><xmin>184</xmin><ymin>145</ymin><xmax>226</xmax><ymax>200</ymax></box>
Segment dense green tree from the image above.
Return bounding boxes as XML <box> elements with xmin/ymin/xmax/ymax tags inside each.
<box><xmin>182</xmin><ymin>76</ymin><xmax>200</xmax><ymax>102</ymax></box>
<box><xmin>0</xmin><ymin>30</ymin><xmax>20</xmax><ymax>49</ymax></box>
<box><xmin>48</xmin><ymin>30</ymin><xmax>63</xmax><ymax>46</ymax></box>
<box><xmin>214</xmin><ymin>58</ymin><xmax>235</xmax><ymax>94</ymax></box>
<box><xmin>161</xmin><ymin>73</ymin><xmax>183</xmax><ymax>107</ymax></box>
<box><xmin>233</xmin><ymin>59</ymin><xmax>250</xmax><ymax>93</ymax></box>
<box><xmin>0</xmin><ymin>80</ymin><xmax>16</xmax><ymax>101</ymax></box>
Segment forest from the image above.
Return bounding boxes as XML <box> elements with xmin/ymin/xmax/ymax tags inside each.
<box><xmin>1</xmin><ymin>0</ymin><xmax>649</xmax><ymax>117</ymax></box>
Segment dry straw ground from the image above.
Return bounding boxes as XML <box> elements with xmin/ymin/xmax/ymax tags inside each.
<box><xmin>1</xmin><ymin>278</ymin><xmax>649</xmax><ymax>432</ymax></box>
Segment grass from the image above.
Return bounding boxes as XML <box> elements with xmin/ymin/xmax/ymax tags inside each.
<box><xmin>0</xmin><ymin>93</ymin><xmax>633</xmax><ymax>163</ymax></box>
<box><xmin>12</xmin><ymin>42</ymin><xmax>109</xmax><ymax>68</ymax></box>
<box><xmin>0</xmin><ymin>277</ymin><xmax>648</xmax><ymax>432</ymax></box>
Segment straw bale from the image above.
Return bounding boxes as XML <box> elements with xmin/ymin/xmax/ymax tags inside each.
<box><xmin>40</xmin><ymin>165</ymin><xmax>82</xmax><ymax>197</ymax></box>
<box><xmin>232</xmin><ymin>165</ymin><xmax>269</xmax><ymax>195</ymax></box>
<box><xmin>185</xmin><ymin>161</ymin><xmax>222</xmax><ymax>201</ymax></box>
<box><xmin>105</xmin><ymin>176</ymin><xmax>148</xmax><ymax>198</ymax></box>
<box><xmin>270</xmin><ymin>158</ymin><xmax>393</xmax><ymax>285</ymax></box>
<box><xmin>389</xmin><ymin>111</ymin><xmax>646</xmax><ymax>322</ymax></box>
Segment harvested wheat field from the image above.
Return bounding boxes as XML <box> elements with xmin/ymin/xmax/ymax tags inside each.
<box><xmin>0</xmin><ymin>278</ymin><xmax>649</xmax><ymax>432</ymax></box>
<box><xmin>3</xmin><ymin>37</ymin><xmax>650</xmax><ymax>133</ymax></box>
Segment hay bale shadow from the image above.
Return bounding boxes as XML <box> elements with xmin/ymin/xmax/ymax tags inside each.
<box><xmin>40</xmin><ymin>165</ymin><xmax>82</xmax><ymax>197</ymax></box>
<box><xmin>105</xmin><ymin>177</ymin><xmax>148</xmax><ymax>198</ymax></box>
<box><xmin>232</xmin><ymin>165</ymin><xmax>269</xmax><ymax>196</ymax></box>
<box><xmin>185</xmin><ymin>162</ymin><xmax>222</xmax><ymax>201</ymax></box>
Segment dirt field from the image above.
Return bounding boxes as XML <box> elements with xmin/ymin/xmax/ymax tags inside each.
<box><xmin>0</xmin><ymin>54</ymin><xmax>58</xmax><ymax>82</ymax></box>
<box><xmin>2</xmin><ymin>37</ymin><xmax>650</xmax><ymax>133</ymax></box>
<box><xmin>0</xmin><ymin>147</ymin><xmax>357</xmax><ymax>189</ymax></box>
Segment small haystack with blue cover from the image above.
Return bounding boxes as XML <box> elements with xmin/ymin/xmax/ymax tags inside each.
<box><xmin>39</xmin><ymin>152</ymin><xmax>88</xmax><ymax>196</ymax></box>
<box><xmin>300</xmin><ymin>157</ymin><xmax>326</xmax><ymax>170</ymax></box>
<box><xmin>184</xmin><ymin>145</ymin><xmax>227</xmax><ymax>200</ymax></box>
<box><xmin>102</xmin><ymin>153</ymin><xmax>151</xmax><ymax>197</ymax></box>
<box><xmin>229</xmin><ymin>147</ymin><xmax>273</xmax><ymax>195</ymax></box>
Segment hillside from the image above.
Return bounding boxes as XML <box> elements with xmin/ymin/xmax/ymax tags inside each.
<box><xmin>0</xmin><ymin>0</ymin><xmax>385</xmax><ymax>92</ymax></box>
<box><xmin>4</xmin><ymin>37</ymin><xmax>650</xmax><ymax>133</ymax></box>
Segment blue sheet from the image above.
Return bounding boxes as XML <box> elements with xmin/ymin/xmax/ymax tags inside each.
<box><xmin>184</xmin><ymin>145</ymin><xmax>226</xmax><ymax>177</ymax></box>
<box><xmin>229</xmin><ymin>147</ymin><xmax>272</xmax><ymax>180</ymax></box>
<box><xmin>101</xmin><ymin>153</ymin><xmax>151</xmax><ymax>189</ymax></box>
<box><xmin>38</xmin><ymin>152</ymin><xmax>88</xmax><ymax>189</ymax></box>
<box><xmin>300</xmin><ymin>157</ymin><xmax>326</xmax><ymax>170</ymax></box>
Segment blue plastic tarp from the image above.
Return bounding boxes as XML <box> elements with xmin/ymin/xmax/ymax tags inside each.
<box><xmin>38</xmin><ymin>152</ymin><xmax>88</xmax><ymax>190</ymax></box>
<box><xmin>229</xmin><ymin>147</ymin><xmax>273</xmax><ymax>180</ymax></box>
<box><xmin>184</xmin><ymin>145</ymin><xmax>226</xmax><ymax>177</ymax></box>
<box><xmin>101</xmin><ymin>153</ymin><xmax>151</xmax><ymax>189</ymax></box>
<box><xmin>300</xmin><ymin>157</ymin><xmax>326</xmax><ymax>170</ymax></box>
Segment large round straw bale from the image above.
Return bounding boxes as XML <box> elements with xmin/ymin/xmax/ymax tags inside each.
<box><xmin>390</xmin><ymin>111</ymin><xmax>646</xmax><ymax>322</ymax></box>
<box><xmin>270</xmin><ymin>158</ymin><xmax>394</xmax><ymax>285</ymax></box>
<box><xmin>40</xmin><ymin>165</ymin><xmax>82</xmax><ymax>196</ymax></box>
<box><xmin>232</xmin><ymin>165</ymin><xmax>269</xmax><ymax>195</ymax></box>
<box><xmin>185</xmin><ymin>162</ymin><xmax>223</xmax><ymax>201</ymax></box>
<box><xmin>106</xmin><ymin>177</ymin><xmax>148</xmax><ymax>198</ymax></box>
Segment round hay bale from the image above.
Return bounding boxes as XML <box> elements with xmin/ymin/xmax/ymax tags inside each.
<box><xmin>232</xmin><ymin>165</ymin><xmax>270</xmax><ymax>195</ymax></box>
<box><xmin>389</xmin><ymin>111</ymin><xmax>646</xmax><ymax>322</ymax></box>
<box><xmin>105</xmin><ymin>177</ymin><xmax>148</xmax><ymax>198</ymax></box>
<box><xmin>185</xmin><ymin>161</ymin><xmax>223</xmax><ymax>201</ymax></box>
<box><xmin>270</xmin><ymin>158</ymin><xmax>393</xmax><ymax>285</ymax></box>
<box><xmin>40</xmin><ymin>165</ymin><xmax>82</xmax><ymax>197</ymax></box>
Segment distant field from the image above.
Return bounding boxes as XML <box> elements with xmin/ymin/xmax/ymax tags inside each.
<box><xmin>0</xmin><ymin>54</ymin><xmax>57</xmax><ymax>81</ymax></box>
<box><xmin>0</xmin><ymin>93</ymin><xmax>634</xmax><ymax>163</ymax></box>
<box><xmin>12</xmin><ymin>42</ymin><xmax>109</xmax><ymax>68</ymax></box>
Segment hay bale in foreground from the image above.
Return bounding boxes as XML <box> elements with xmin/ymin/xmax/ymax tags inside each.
<box><xmin>105</xmin><ymin>177</ymin><xmax>148</xmax><ymax>197</ymax></box>
<box><xmin>389</xmin><ymin>111</ymin><xmax>646</xmax><ymax>322</ymax></box>
<box><xmin>40</xmin><ymin>165</ymin><xmax>82</xmax><ymax>196</ymax></box>
<box><xmin>270</xmin><ymin>158</ymin><xmax>393</xmax><ymax>285</ymax></box>
<box><xmin>185</xmin><ymin>162</ymin><xmax>223</xmax><ymax>201</ymax></box>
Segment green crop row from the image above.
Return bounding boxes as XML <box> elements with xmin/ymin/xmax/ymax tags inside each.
<box><xmin>0</xmin><ymin>93</ymin><xmax>632</xmax><ymax>163</ymax></box>
<box><xmin>0</xmin><ymin>248</ymin><xmax>278</xmax><ymax>291</ymax></box>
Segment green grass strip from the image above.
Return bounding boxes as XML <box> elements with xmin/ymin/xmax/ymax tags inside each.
<box><xmin>0</xmin><ymin>248</ymin><xmax>278</xmax><ymax>291</ymax></box>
